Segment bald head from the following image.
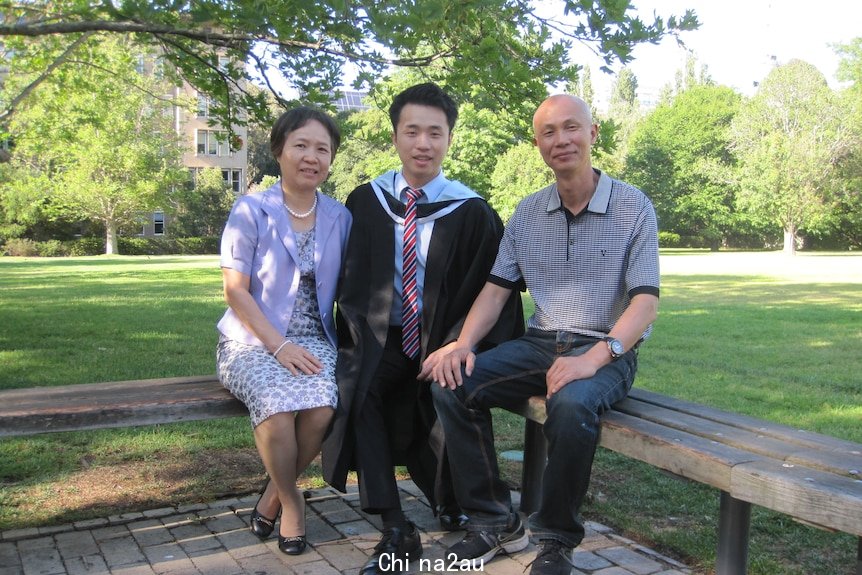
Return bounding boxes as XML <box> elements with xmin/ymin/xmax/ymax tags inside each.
<box><xmin>531</xmin><ymin>94</ymin><xmax>598</xmax><ymax>177</ymax></box>
<box><xmin>533</xmin><ymin>95</ymin><xmax>592</xmax><ymax>135</ymax></box>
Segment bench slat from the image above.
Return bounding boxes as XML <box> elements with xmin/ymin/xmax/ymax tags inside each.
<box><xmin>615</xmin><ymin>396</ymin><xmax>862</xmax><ymax>478</ymax></box>
<box><xmin>599</xmin><ymin>411</ymin><xmax>761</xmax><ymax>491</ymax></box>
<box><xmin>630</xmin><ymin>388</ymin><xmax>862</xmax><ymax>455</ymax></box>
<box><xmin>0</xmin><ymin>376</ymin><xmax>247</xmax><ymax>436</ymax></box>
<box><xmin>731</xmin><ymin>459</ymin><xmax>862</xmax><ymax>537</ymax></box>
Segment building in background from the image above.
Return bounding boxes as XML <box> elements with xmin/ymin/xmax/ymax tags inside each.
<box><xmin>332</xmin><ymin>90</ymin><xmax>370</xmax><ymax>112</ymax></box>
<box><xmin>140</xmin><ymin>55</ymin><xmax>248</xmax><ymax>237</ymax></box>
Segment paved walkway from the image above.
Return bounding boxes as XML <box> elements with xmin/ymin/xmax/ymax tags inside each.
<box><xmin>0</xmin><ymin>481</ymin><xmax>692</xmax><ymax>575</ymax></box>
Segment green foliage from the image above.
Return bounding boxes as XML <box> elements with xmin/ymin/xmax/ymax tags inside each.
<box><xmin>1</xmin><ymin>36</ymin><xmax>188</xmax><ymax>254</ymax></box>
<box><xmin>609</xmin><ymin>67</ymin><xmax>638</xmax><ymax>114</ymax></box>
<box><xmin>256</xmin><ymin>175</ymin><xmax>279</xmax><ymax>192</ymax></box>
<box><xmin>730</xmin><ymin>60</ymin><xmax>850</xmax><ymax>253</ymax></box>
<box><xmin>826</xmin><ymin>38</ymin><xmax>862</xmax><ymax>249</ymax></box>
<box><xmin>35</xmin><ymin>240</ymin><xmax>67</xmax><ymax>257</ymax></box>
<box><xmin>444</xmin><ymin>103</ymin><xmax>519</xmax><ymax>197</ymax></box>
<box><xmin>329</xmin><ymin>107</ymin><xmax>399</xmax><ymax>202</ymax></box>
<box><xmin>601</xmin><ymin>67</ymin><xmax>642</xmax><ymax>175</ymax></box>
<box><xmin>66</xmin><ymin>237</ymin><xmax>106</xmax><ymax>256</ymax></box>
<box><xmin>657</xmin><ymin>231</ymin><xmax>681</xmax><ymax>247</ymax></box>
<box><xmin>625</xmin><ymin>84</ymin><xmax>744</xmax><ymax>248</ymax></box>
<box><xmin>244</xmin><ymin>88</ymin><xmax>283</xmax><ymax>187</ymax></box>
<box><xmin>488</xmin><ymin>142</ymin><xmax>554</xmax><ymax>222</ymax></box>
<box><xmin>2</xmin><ymin>238</ymin><xmax>39</xmax><ymax>257</ymax></box>
<box><xmin>171</xmin><ymin>168</ymin><xmax>235</xmax><ymax>238</ymax></box>
<box><xmin>0</xmin><ymin>1</ymin><xmax>698</xmax><ymax>132</ymax></box>
<box><xmin>117</xmin><ymin>236</ymin><xmax>220</xmax><ymax>255</ymax></box>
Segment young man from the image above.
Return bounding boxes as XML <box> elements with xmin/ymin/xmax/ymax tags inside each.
<box><xmin>427</xmin><ymin>94</ymin><xmax>660</xmax><ymax>575</ymax></box>
<box><xmin>321</xmin><ymin>83</ymin><xmax>523</xmax><ymax>575</ymax></box>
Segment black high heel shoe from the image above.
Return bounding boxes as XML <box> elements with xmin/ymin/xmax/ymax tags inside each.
<box><xmin>278</xmin><ymin>535</ymin><xmax>307</xmax><ymax>555</ymax></box>
<box><xmin>250</xmin><ymin>479</ymin><xmax>281</xmax><ymax>539</ymax></box>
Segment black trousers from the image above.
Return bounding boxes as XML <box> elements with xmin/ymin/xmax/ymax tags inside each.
<box><xmin>354</xmin><ymin>326</ymin><xmax>456</xmax><ymax>514</ymax></box>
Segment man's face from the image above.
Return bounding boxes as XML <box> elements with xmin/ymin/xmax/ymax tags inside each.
<box><xmin>532</xmin><ymin>96</ymin><xmax>598</xmax><ymax>176</ymax></box>
<box><xmin>392</xmin><ymin>103</ymin><xmax>452</xmax><ymax>189</ymax></box>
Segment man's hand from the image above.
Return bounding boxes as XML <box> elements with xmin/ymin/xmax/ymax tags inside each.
<box><xmin>417</xmin><ymin>341</ymin><xmax>460</xmax><ymax>381</ymax></box>
<box><xmin>430</xmin><ymin>346</ymin><xmax>476</xmax><ymax>389</ymax></box>
<box><xmin>545</xmin><ymin>354</ymin><xmax>600</xmax><ymax>398</ymax></box>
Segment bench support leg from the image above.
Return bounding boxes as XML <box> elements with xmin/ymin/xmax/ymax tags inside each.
<box><xmin>520</xmin><ymin>419</ymin><xmax>547</xmax><ymax>514</ymax></box>
<box><xmin>716</xmin><ymin>491</ymin><xmax>751</xmax><ymax>575</ymax></box>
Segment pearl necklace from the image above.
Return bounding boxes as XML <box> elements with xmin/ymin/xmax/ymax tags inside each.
<box><xmin>283</xmin><ymin>193</ymin><xmax>318</xmax><ymax>219</ymax></box>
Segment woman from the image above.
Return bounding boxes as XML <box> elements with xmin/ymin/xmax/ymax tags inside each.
<box><xmin>216</xmin><ymin>107</ymin><xmax>350</xmax><ymax>555</ymax></box>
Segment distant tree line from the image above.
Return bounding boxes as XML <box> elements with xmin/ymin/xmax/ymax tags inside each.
<box><xmin>1</xmin><ymin>1</ymin><xmax>859</xmax><ymax>255</ymax></box>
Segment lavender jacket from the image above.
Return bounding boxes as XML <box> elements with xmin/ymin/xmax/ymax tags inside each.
<box><xmin>216</xmin><ymin>182</ymin><xmax>352</xmax><ymax>348</ymax></box>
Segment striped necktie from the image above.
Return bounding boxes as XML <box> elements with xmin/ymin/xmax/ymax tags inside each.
<box><xmin>401</xmin><ymin>187</ymin><xmax>424</xmax><ymax>359</ymax></box>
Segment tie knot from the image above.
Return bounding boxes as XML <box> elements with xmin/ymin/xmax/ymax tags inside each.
<box><xmin>404</xmin><ymin>187</ymin><xmax>424</xmax><ymax>203</ymax></box>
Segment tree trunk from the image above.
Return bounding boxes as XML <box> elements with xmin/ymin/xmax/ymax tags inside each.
<box><xmin>105</xmin><ymin>221</ymin><xmax>119</xmax><ymax>255</ymax></box>
<box><xmin>783</xmin><ymin>225</ymin><xmax>797</xmax><ymax>256</ymax></box>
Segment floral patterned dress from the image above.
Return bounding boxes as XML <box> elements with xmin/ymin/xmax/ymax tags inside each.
<box><xmin>216</xmin><ymin>227</ymin><xmax>338</xmax><ymax>428</ymax></box>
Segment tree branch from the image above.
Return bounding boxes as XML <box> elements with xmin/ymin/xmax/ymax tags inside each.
<box><xmin>0</xmin><ymin>20</ymin><xmax>449</xmax><ymax>67</ymax></box>
<box><xmin>0</xmin><ymin>32</ymin><xmax>92</xmax><ymax>121</ymax></box>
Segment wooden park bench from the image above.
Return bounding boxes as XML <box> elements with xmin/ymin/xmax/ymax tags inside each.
<box><xmin>1</xmin><ymin>376</ymin><xmax>860</xmax><ymax>574</ymax></box>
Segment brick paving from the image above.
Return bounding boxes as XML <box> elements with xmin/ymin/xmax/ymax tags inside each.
<box><xmin>0</xmin><ymin>481</ymin><xmax>691</xmax><ymax>575</ymax></box>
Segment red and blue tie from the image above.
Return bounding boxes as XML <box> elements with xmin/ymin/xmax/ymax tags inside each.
<box><xmin>402</xmin><ymin>187</ymin><xmax>424</xmax><ymax>359</ymax></box>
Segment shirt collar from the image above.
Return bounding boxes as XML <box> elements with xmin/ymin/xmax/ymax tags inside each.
<box><xmin>393</xmin><ymin>170</ymin><xmax>447</xmax><ymax>203</ymax></box>
<box><xmin>546</xmin><ymin>169</ymin><xmax>612</xmax><ymax>215</ymax></box>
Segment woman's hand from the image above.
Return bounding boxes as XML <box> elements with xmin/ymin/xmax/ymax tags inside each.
<box><xmin>273</xmin><ymin>341</ymin><xmax>324</xmax><ymax>375</ymax></box>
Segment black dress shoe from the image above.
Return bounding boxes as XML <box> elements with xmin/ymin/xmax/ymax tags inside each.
<box><xmin>438</xmin><ymin>506</ymin><xmax>469</xmax><ymax>531</ymax></box>
<box><xmin>278</xmin><ymin>535</ymin><xmax>307</xmax><ymax>555</ymax></box>
<box><xmin>360</xmin><ymin>521</ymin><xmax>423</xmax><ymax>575</ymax></box>
<box><xmin>250</xmin><ymin>479</ymin><xmax>281</xmax><ymax>539</ymax></box>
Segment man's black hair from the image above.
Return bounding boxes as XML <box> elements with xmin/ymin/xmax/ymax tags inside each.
<box><xmin>389</xmin><ymin>83</ymin><xmax>458</xmax><ymax>132</ymax></box>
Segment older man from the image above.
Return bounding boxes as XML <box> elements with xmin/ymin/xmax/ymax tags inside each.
<box><xmin>427</xmin><ymin>94</ymin><xmax>660</xmax><ymax>575</ymax></box>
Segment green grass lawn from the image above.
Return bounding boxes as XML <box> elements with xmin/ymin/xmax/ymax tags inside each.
<box><xmin>1</xmin><ymin>252</ymin><xmax>860</xmax><ymax>574</ymax></box>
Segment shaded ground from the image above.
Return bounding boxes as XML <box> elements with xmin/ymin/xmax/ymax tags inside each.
<box><xmin>4</xmin><ymin>450</ymin><xmax>516</xmax><ymax>531</ymax></box>
<box><xmin>4</xmin><ymin>449</ymin><xmax>269</xmax><ymax>528</ymax></box>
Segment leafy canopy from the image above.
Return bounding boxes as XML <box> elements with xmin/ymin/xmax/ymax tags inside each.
<box><xmin>730</xmin><ymin>59</ymin><xmax>849</xmax><ymax>253</ymax></box>
<box><xmin>0</xmin><ymin>1</ymin><xmax>698</xmax><ymax>131</ymax></box>
<box><xmin>1</xmin><ymin>36</ymin><xmax>188</xmax><ymax>254</ymax></box>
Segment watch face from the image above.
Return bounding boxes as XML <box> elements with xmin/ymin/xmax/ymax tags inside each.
<box><xmin>610</xmin><ymin>339</ymin><xmax>625</xmax><ymax>356</ymax></box>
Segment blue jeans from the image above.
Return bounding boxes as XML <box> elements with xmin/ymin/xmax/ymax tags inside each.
<box><xmin>431</xmin><ymin>328</ymin><xmax>637</xmax><ymax>548</ymax></box>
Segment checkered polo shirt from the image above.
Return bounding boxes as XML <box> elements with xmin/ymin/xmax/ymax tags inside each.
<box><xmin>489</xmin><ymin>169</ymin><xmax>660</xmax><ymax>339</ymax></box>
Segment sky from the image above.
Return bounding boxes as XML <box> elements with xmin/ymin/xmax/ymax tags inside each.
<box><xmin>571</xmin><ymin>0</ymin><xmax>862</xmax><ymax>110</ymax></box>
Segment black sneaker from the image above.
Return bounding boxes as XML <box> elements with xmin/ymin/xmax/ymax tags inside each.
<box><xmin>528</xmin><ymin>539</ymin><xmax>575</xmax><ymax>575</ymax></box>
<box><xmin>446</xmin><ymin>513</ymin><xmax>528</xmax><ymax>567</ymax></box>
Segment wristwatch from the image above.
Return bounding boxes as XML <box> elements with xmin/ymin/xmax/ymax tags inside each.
<box><xmin>604</xmin><ymin>337</ymin><xmax>625</xmax><ymax>360</ymax></box>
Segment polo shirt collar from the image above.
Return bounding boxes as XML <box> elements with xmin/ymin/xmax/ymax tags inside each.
<box><xmin>546</xmin><ymin>169</ymin><xmax>612</xmax><ymax>214</ymax></box>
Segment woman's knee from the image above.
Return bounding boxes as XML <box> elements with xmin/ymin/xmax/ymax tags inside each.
<box><xmin>298</xmin><ymin>406</ymin><xmax>334</xmax><ymax>430</ymax></box>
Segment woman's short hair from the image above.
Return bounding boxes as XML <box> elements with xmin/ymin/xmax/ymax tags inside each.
<box><xmin>270</xmin><ymin>107</ymin><xmax>341</xmax><ymax>162</ymax></box>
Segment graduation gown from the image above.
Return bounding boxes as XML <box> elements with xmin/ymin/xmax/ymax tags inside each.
<box><xmin>321</xmin><ymin>181</ymin><xmax>525</xmax><ymax>499</ymax></box>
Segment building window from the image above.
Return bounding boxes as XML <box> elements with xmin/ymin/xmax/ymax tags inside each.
<box><xmin>197</xmin><ymin>94</ymin><xmax>218</xmax><ymax>118</ymax></box>
<box><xmin>196</xmin><ymin>129</ymin><xmax>233</xmax><ymax>156</ymax></box>
<box><xmin>153</xmin><ymin>211</ymin><xmax>165</xmax><ymax>235</ymax></box>
<box><xmin>222</xmin><ymin>169</ymin><xmax>243</xmax><ymax>194</ymax></box>
<box><xmin>190</xmin><ymin>168</ymin><xmax>243</xmax><ymax>194</ymax></box>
